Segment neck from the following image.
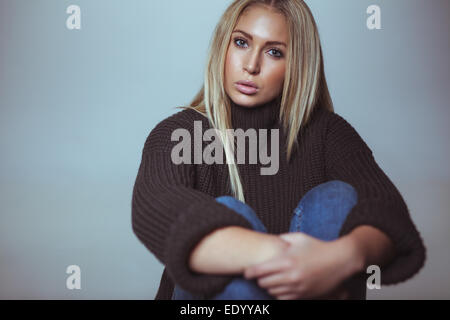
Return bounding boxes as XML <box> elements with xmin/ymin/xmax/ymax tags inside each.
<box><xmin>230</xmin><ymin>96</ymin><xmax>282</xmax><ymax>131</ymax></box>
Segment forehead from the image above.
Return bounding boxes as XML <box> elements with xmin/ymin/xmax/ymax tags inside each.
<box><xmin>235</xmin><ymin>5</ymin><xmax>288</xmax><ymax>43</ymax></box>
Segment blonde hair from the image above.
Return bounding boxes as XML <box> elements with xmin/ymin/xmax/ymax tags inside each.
<box><xmin>175</xmin><ymin>0</ymin><xmax>334</xmax><ymax>203</ymax></box>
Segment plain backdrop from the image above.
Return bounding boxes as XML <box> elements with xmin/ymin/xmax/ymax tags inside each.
<box><xmin>0</xmin><ymin>0</ymin><xmax>449</xmax><ymax>299</ymax></box>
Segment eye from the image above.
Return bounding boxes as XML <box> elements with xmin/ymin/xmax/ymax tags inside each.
<box><xmin>268</xmin><ymin>48</ymin><xmax>283</xmax><ymax>58</ymax></box>
<box><xmin>234</xmin><ymin>37</ymin><xmax>248</xmax><ymax>48</ymax></box>
<box><xmin>233</xmin><ymin>37</ymin><xmax>284</xmax><ymax>58</ymax></box>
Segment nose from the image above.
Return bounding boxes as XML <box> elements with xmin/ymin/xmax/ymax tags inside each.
<box><xmin>244</xmin><ymin>50</ymin><xmax>260</xmax><ymax>75</ymax></box>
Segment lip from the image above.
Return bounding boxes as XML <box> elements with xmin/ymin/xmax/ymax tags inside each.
<box><xmin>235</xmin><ymin>80</ymin><xmax>259</xmax><ymax>95</ymax></box>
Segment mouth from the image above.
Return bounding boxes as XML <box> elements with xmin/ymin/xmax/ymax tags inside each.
<box><xmin>235</xmin><ymin>80</ymin><xmax>259</xmax><ymax>95</ymax></box>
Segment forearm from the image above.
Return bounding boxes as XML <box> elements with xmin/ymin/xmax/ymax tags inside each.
<box><xmin>340</xmin><ymin>225</ymin><xmax>397</xmax><ymax>274</ymax></box>
<box><xmin>189</xmin><ymin>226</ymin><xmax>289</xmax><ymax>275</ymax></box>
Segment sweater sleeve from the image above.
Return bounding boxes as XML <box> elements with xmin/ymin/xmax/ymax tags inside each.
<box><xmin>131</xmin><ymin>114</ymin><xmax>253</xmax><ymax>296</ymax></box>
<box><xmin>324</xmin><ymin>112</ymin><xmax>426</xmax><ymax>285</ymax></box>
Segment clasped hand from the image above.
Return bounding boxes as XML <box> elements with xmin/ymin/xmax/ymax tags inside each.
<box><xmin>243</xmin><ymin>232</ymin><xmax>356</xmax><ymax>300</ymax></box>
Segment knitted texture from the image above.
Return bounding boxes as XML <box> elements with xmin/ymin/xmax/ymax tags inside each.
<box><xmin>131</xmin><ymin>98</ymin><xmax>426</xmax><ymax>299</ymax></box>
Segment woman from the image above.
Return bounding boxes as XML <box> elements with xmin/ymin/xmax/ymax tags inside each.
<box><xmin>131</xmin><ymin>0</ymin><xmax>426</xmax><ymax>300</ymax></box>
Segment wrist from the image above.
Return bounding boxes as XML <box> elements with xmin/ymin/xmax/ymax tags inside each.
<box><xmin>334</xmin><ymin>234</ymin><xmax>366</xmax><ymax>278</ymax></box>
<box><xmin>251</xmin><ymin>234</ymin><xmax>290</xmax><ymax>266</ymax></box>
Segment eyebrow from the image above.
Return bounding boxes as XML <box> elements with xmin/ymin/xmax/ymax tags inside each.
<box><xmin>232</xmin><ymin>29</ymin><xmax>287</xmax><ymax>47</ymax></box>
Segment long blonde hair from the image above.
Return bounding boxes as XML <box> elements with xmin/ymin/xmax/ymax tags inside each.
<box><xmin>176</xmin><ymin>0</ymin><xmax>334</xmax><ymax>203</ymax></box>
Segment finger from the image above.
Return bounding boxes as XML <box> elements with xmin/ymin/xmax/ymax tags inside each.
<box><xmin>276</xmin><ymin>293</ymin><xmax>299</xmax><ymax>300</ymax></box>
<box><xmin>267</xmin><ymin>285</ymin><xmax>295</xmax><ymax>296</ymax></box>
<box><xmin>257</xmin><ymin>271</ymin><xmax>297</xmax><ymax>288</ymax></box>
<box><xmin>245</xmin><ymin>258</ymin><xmax>291</xmax><ymax>279</ymax></box>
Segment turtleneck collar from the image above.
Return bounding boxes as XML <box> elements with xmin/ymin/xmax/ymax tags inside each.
<box><xmin>230</xmin><ymin>95</ymin><xmax>282</xmax><ymax>131</ymax></box>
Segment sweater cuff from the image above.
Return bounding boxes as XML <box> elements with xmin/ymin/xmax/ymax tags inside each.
<box><xmin>165</xmin><ymin>198</ymin><xmax>253</xmax><ymax>296</ymax></box>
<box><xmin>338</xmin><ymin>199</ymin><xmax>427</xmax><ymax>285</ymax></box>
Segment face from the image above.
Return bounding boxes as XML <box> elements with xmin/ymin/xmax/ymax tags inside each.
<box><xmin>224</xmin><ymin>5</ymin><xmax>288</xmax><ymax>108</ymax></box>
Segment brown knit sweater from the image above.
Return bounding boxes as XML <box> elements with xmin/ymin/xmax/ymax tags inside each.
<box><xmin>131</xmin><ymin>98</ymin><xmax>426</xmax><ymax>300</ymax></box>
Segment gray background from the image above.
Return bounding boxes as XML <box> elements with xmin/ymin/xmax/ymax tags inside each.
<box><xmin>0</xmin><ymin>0</ymin><xmax>448</xmax><ymax>299</ymax></box>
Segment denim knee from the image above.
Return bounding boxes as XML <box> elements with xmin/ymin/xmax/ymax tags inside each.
<box><xmin>290</xmin><ymin>180</ymin><xmax>358</xmax><ymax>240</ymax></box>
<box><xmin>316</xmin><ymin>180</ymin><xmax>358</xmax><ymax>205</ymax></box>
<box><xmin>215</xmin><ymin>196</ymin><xmax>267</xmax><ymax>233</ymax></box>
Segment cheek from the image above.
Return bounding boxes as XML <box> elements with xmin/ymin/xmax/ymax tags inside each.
<box><xmin>267</xmin><ymin>64</ymin><xmax>286</xmax><ymax>91</ymax></box>
<box><xmin>224</xmin><ymin>50</ymin><xmax>236</xmax><ymax>81</ymax></box>
<box><xmin>226</xmin><ymin>49</ymin><xmax>240</xmax><ymax>74</ymax></box>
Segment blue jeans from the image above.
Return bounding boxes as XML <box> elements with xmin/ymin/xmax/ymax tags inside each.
<box><xmin>171</xmin><ymin>180</ymin><xmax>358</xmax><ymax>300</ymax></box>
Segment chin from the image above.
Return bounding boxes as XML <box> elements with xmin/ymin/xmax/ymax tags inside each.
<box><xmin>231</xmin><ymin>94</ymin><xmax>262</xmax><ymax>108</ymax></box>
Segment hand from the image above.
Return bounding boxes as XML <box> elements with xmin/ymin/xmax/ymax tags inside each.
<box><xmin>243</xmin><ymin>232</ymin><xmax>358</xmax><ymax>300</ymax></box>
